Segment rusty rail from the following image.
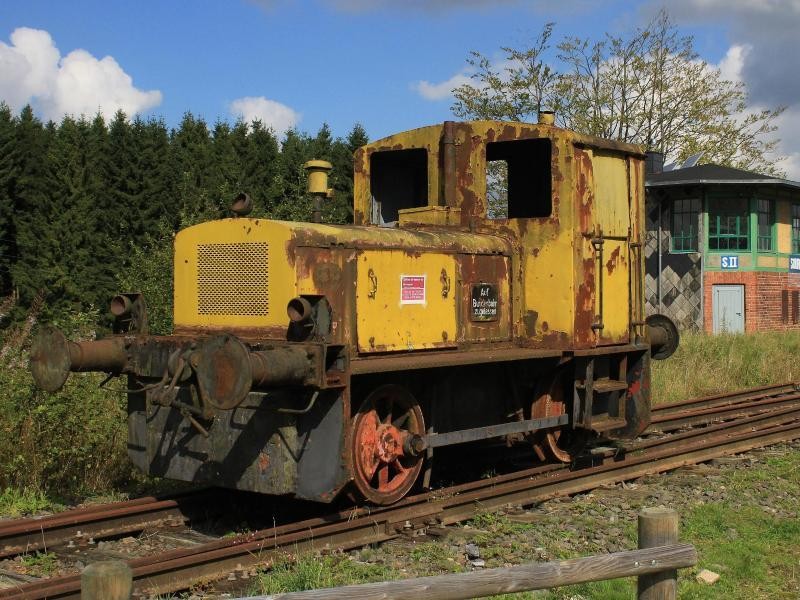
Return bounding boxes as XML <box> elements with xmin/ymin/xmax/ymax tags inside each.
<box><xmin>80</xmin><ymin>510</ymin><xmax>695</xmax><ymax>600</ymax></box>
<box><xmin>0</xmin><ymin>489</ymin><xmax>221</xmax><ymax>559</ymax></box>
<box><xmin>651</xmin><ymin>382</ymin><xmax>798</xmax><ymax>419</ymax></box>
<box><xmin>2</xmin><ymin>388</ymin><xmax>798</xmax><ymax>599</ymax></box>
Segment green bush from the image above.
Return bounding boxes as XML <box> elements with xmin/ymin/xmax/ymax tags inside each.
<box><xmin>0</xmin><ymin>308</ymin><xmax>134</xmax><ymax>500</ymax></box>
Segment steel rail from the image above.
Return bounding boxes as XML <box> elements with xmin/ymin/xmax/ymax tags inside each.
<box><xmin>0</xmin><ymin>489</ymin><xmax>220</xmax><ymax>559</ymax></box>
<box><xmin>648</xmin><ymin>391</ymin><xmax>800</xmax><ymax>432</ymax></box>
<box><xmin>2</xmin><ymin>384</ymin><xmax>791</xmax><ymax>563</ymax></box>
<box><xmin>651</xmin><ymin>382</ymin><xmax>798</xmax><ymax>416</ymax></box>
<box><xmin>3</xmin><ymin>402</ymin><xmax>799</xmax><ymax>600</ymax></box>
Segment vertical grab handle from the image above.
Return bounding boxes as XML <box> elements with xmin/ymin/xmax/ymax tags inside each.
<box><xmin>591</xmin><ymin>231</ymin><xmax>605</xmax><ymax>332</ymax></box>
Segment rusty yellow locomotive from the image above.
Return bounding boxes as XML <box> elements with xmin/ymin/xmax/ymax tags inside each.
<box><xmin>30</xmin><ymin>115</ymin><xmax>677</xmax><ymax>505</ymax></box>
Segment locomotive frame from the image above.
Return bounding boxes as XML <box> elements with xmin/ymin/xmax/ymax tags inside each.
<box><xmin>30</xmin><ymin>115</ymin><xmax>678</xmax><ymax>505</ymax></box>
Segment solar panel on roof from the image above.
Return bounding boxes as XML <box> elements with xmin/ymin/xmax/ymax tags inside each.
<box><xmin>681</xmin><ymin>152</ymin><xmax>703</xmax><ymax>169</ymax></box>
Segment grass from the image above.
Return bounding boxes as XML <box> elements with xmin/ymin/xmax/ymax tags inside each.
<box><xmin>539</xmin><ymin>447</ymin><xmax>800</xmax><ymax>599</ymax></box>
<box><xmin>0</xmin><ymin>486</ymin><xmax>61</xmax><ymax>517</ymax></box>
<box><xmin>20</xmin><ymin>551</ymin><xmax>59</xmax><ymax>576</ymax></box>
<box><xmin>252</xmin><ymin>553</ymin><xmax>399</xmax><ymax>595</ymax></box>
<box><xmin>242</xmin><ymin>448</ymin><xmax>800</xmax><ymax>599</ymax></box>
<box><xmin>651</xmin><ymin>330</ymin><xmax>800</xmax><ymax>404</ymax></box>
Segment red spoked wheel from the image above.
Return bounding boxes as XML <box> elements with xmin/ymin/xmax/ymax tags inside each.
<box><xmin>351</xmin><ymin>384</ymin><xmax>425</xmax><ymax>505</ymax></box>
<box><xmin>532</xmin><ymin>370</ymin><xmax>586</xmax><ymax>463</ymax></box>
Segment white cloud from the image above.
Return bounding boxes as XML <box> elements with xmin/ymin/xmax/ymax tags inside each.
<box><xmin>715</xmin><ymin>44</ymin><xmax>748</xmax><ymax>84</ymax></box>
<box><xmin>228</xmin><ymin>96</ymin><xmax>301</xmax><ymax>138</ymax></box>
<box><xmin>412</xmin><ymin>72</ymin><xmax>472</xmax><ymax>101</ymax></box>
<box><xmin>413</xmin><ymin>57</ymin><xmax>522</xmax><ymax>103</ymax></box>
<box><xmin>0</xmin><ymin>27</ymin><xmax>161</xmax><ymax>121</ymax></box>
<box><xmin>771</xmin><ymin>107</ymin><xmax>800</xmax><ymax>180</ymax></box>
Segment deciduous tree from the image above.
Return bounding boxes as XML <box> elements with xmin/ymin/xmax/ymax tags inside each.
<box><xmin>452</xmin><ymin>11</ymin><xmax>785</xmax><ymax>175</ymax></box>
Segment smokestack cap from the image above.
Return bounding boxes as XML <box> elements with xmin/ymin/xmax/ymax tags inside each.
<box><xmin>538</xmin><ymin>111</ymin><xmax>555</xmax><ymax>125</ymax></box>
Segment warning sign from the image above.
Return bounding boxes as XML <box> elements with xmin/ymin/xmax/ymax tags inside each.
<box><xmin>400</xmin><ymin>275</ymin><xmax>426</xmax><ymax>304</ymax></box>
<box><xmin>471</xmin><ymin>283</ymin><xmax>499</xmax><ymax>321</ymax></box>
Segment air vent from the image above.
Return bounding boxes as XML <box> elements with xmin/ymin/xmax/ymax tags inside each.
<box><xmin>196</xmin><ymin>242</ymin><xmax>269</xmax><ymax>316</ymax></box>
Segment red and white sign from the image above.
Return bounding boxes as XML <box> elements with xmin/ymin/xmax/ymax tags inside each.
<box><xmin>400</xmin><ymin>275</ymin><xmax>426</xmax><ymax>304</ymax></box>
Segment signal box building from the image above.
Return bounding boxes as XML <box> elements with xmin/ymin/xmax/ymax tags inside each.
<box><xmin>645</xmin><ymin>159</ymin><xmax>800</xmax><ymax>333</ymax></box>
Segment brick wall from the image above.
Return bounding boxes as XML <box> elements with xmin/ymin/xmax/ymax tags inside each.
<box><xmin>704</xmin><ymin>271</ymin><xmax>800</xmax><ymax>333</ymax></box>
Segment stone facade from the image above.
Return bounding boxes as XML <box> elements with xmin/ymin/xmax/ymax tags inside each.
<box><xmin>644</xmin><ymin>197</ymin><xmax>703</xmax><ymax>330</ymax></box>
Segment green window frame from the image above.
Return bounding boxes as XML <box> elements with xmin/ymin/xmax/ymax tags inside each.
<box><xmin>756</xmin><ymin>198</ymin><xmax>774</xmax><ymax>252</ymax></box>
<box><xmin>670</xmin><ymin>198</ymin><xmax>700</xmax><ymax>252</ymax></box>
<box><xmin>792</xmin><ymin>204</ymin><xmax>800</xmax><ymax>254</ymax></box>
<box><xmin>708</xmin><ymin>197</ymin><xmax>749</xmax><ymax>251</ymax></box>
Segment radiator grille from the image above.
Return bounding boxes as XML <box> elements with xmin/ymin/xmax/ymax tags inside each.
<box><xmin>196</xmin><ymin>242</ymin><xmax>269</xmax><ymax>316</ymax></box>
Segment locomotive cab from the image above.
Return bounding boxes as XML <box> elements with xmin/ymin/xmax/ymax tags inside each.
<box><xmin>30</xmin><ymin>117</ymin><xmax>678</xmax><ymax>505</ymax></box>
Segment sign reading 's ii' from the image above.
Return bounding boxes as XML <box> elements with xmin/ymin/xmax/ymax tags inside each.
<box><xmin>720</xmin><ymin>256</ymin><xmax>739</xmax><ymax>270</ymax></box>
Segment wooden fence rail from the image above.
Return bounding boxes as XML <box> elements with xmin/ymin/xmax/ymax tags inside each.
<box><xmin>81</xmin><ymin>508</ymin><xmax>697</xmax><ymax>600</ymax></box>
<box><xmin>251</xmin><ymin>543</ymin><xmax>697</xmax><ymax>600</ymax></box>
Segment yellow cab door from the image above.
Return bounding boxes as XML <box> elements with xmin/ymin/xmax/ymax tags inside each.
<box><xmin>575</xmin><ymin>148</ymin><xmax>632</xmax><ymax>346</ymax></box>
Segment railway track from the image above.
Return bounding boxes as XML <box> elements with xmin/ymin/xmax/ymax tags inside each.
<box><xmin>2</xmin><ymin>383</ymin><xmax>800</xmax><ymax>599</ymax></box>
<box><xmin>649</xmin><ymin>382</ymin><xmax>800</xmax><ymax>431</ymax></box>
<box><xmin>0</xmin><ymin>489</ymin><xmax>223</xmax><ymax>560</ymax></box>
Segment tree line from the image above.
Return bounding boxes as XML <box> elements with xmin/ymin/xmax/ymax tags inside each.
<box><xmin>0</xmin><ymin>103</ymin><xmax>367</xmax><ymax>319</ymax></box>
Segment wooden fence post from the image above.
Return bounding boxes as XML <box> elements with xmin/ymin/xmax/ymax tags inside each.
<box><xmin>637</xmin><ymin>507</ymin><xmax>680</xmax><ymax>600</ymax></box>
<box><xmin>81</xmin><ymin>560</ymin><xmax>132</xmax><ymax>600</ymax></box>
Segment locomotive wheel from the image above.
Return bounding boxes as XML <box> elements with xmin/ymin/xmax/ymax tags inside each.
<box><xmin>531</xmin><ymin>370</ymin><xmax>585</xmax><ymax>463</ymax></box>
<box><xmin>351</xmin><ymin>384</ymin><xmax>425</xmax><ymax>505</ymax></box>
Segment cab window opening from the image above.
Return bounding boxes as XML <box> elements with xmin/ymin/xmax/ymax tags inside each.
<box><xmin>486</xmin><ymin>139</ymin><xmax>552</xmax><ymax>219</ymax></box>
<box><xmin>369</xmin><ymin>149</ymin><xmax>428</xmax><ymax>226</ymax></box>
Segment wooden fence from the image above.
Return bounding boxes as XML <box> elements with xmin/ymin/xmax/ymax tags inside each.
<box><xmin>81</xmin><ymin>508</ymin><xmax>696</xmax><ymax>600</ymax></box>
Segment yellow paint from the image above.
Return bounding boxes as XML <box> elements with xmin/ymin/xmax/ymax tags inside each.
<box><xmin>354</xmin><ymin>125</ymin><xmax>442</xmax><ymax>223</ymax></box>
<box><xmin>591</xmin><ymin>151</ymin><xmax>631</xmax><ymax>342</ymax></box>
<box><xmin>173</xmin><ymin>120</ymin><xmax>646</xmax><ymax>356</ymax></box>
<box><xmin>174</xmin><ymin>219</ymin><xmax>295</xmax><ymax>329</ymax></box>
<box><xmin>592</xmin><ymin>152</ymin><xmax>630</xmax><ymax>236</ymax></box>
<box><xmin>303</xmin><ymin>160</ymin><xmax>332</xmax><ymax>195</ymax></box>
<box><xmin>356</xmin><ymin>250</ymin><xmax>457</xmax><ymax>352</ymax></box>
<box><xmin>525</xmin><ymin>229</ymin><xmax>575</xmax><ymax>337</ymax></box>
<box><xmin>398</xmin><ymin>206</ymin><xmax>461</xmax><ymax>226</ymax></box>
<box><xmin>757</xmin><ymin>254</ymin><xmax>778</xmax><ymax>268</ymax></box>
<box><xmin>777</xmin><ymin>200</ymin><xmax>791</xmax><ymax>253</ymax></box>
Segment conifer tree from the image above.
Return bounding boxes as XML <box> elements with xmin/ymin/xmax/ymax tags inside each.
<box><xmin>133</xmin><ymin>116</ymin><xmax>175</xmax><ymax>232</ymax></box>
<box><xmin>275</xmin><ymin>129</ymin><xmax>313</xmax><ymax>221</ymax></box>
<box><xmin>328</xmin><ymin>123</ymin><xmax>368</xmax><ymax>223</ymax></box>
<box><xmin>242</xmin><ymin>120</ymin><xmax>281</xmax><ymax>216</ymax></box>
<box><xmin>0</xmin><ymin>104</ymin><xmax>16</xmax><ymax>295</ymax></box>
<box><xmin>105</xmin><ymin>111</ymin><xmax>138</xmax><ymax>239</ymax></box>
<box><xmin>172</xmin><ymin>113</ymin><xmax>214</xmax><ymax>215</ymax></box>
<box><xmin>209</xmin><ymin>120</ymin><xmax>240</xmax><ymax>208</ymax></box>
<box><xmin>9</xmin><ymin>106</ymin><xmax>54</xmax><ymax>307</ymax></box>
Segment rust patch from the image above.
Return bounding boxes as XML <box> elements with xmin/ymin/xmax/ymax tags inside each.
<box><xmin>312</xmin><ymin>262</ymin><xmax>343</xmax><ymax>287</ymax></box>
<box><xmin>522</xmin><ymin>310</ymin><xmax>538</xmax><ymax>337</ymax></box>
<box><xmin>606</xmin><ymin>246</ymin><xmax>621</xmax><ymax>275</ymax></box>
<box><xmin>459</xmin><ymin>253</ymin><xmax>512</xmax><ymax>342</ymax></box>
<box><xmin>574</xmin><ymin>254</ymin><xmax>596</xmax><ymax>346</ymax></box>
<box><xmin>575</xmin><ymin>148</ymin><xmax>594</xmax><ymax>234</ymax></box>
<box><xmin>257</xmin><ymin>451</ymin><xmax>270</xmax><ymax>473</ymax></box>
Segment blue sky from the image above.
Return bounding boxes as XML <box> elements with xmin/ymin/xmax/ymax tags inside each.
<box><xmin>1</xmin><ymin>0</ymin><xmax>798</xmax><ymax>174</ymax></box>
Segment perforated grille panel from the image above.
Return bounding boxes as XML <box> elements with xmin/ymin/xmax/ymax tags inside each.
<box><xmin>196</xmin><ymin>242</ymin><xmax>269</xmax><ymax>316</ymax></box>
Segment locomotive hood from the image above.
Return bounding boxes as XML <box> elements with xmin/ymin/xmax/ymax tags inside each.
<box><xmin>172</xmin><ymin>217</ymin><xmax>511</xmax><ymax>334</ymax></box>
